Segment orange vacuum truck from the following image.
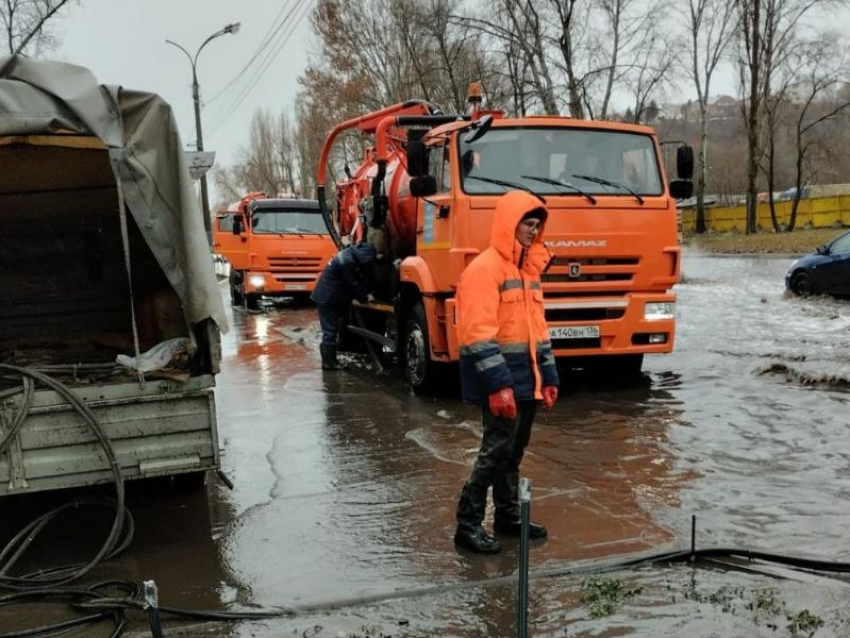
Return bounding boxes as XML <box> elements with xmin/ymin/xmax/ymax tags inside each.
<box><xmin>214</xmin><ymin>193</ymin><xmax>336</xmax><ymax>309</ymax></box>
<box><xmin>316</xmin><ymin>87</ymin><xmax>694</xmax><ymax>392</ymax></box>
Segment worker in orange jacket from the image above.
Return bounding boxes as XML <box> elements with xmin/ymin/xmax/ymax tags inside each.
<box><xmin>454</xmin><ymin>190</ymin><xmax>560</xmax><ymax>554</ymax></box>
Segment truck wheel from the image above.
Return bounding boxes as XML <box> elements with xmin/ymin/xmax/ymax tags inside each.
<box><xmin>171</xmin><ymin>470</ymin><xmax>207</xmax><ymax>491</ymax></box>
<box><xmin>229</xmin><ymin>271</ymin><xmax>244</xmax><ymax>306</ymax></box>
<box><xmin>246</xmin><ymin>293</ymin><xmax>261</xmax><ymax>311</ymax></box>
<box><xmin>403</xmin><ymin>302</ymin><xmax>439</xmax><ymax>393</ymax></box>
<box><xmin>608</xmin><ymin>353</ymin><xmax>644</xmax><ymax>378</ymax></box>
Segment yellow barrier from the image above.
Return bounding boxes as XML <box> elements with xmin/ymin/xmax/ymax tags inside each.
<box><xmin>681</xmin><ymin>196</ymin><xmax>850</xmax><ymax>232</ymax></box>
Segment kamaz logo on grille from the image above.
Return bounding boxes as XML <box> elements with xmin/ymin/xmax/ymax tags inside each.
<box><xmin>545</xmin><ymin>240</ymin><xmax>608</xmax><ymax>248</ymax></box>
<box><xmin>569</xmin><ymin>263</ymin><xmax>581</xmax><ymax>278</ymax></box>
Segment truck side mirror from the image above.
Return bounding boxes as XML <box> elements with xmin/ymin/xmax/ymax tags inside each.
<box><xmin>677</xmin><ymin>146</ymin><xmax>694</xmax><ymax>180</ymax></box>
<box><xmin>406</xmin><ymin>129</ymin><xmax>429</xmax><ymax>178</ymax></box>
<box><xmin>410</xmin><ymin>176</ymin><xmax>437</xmax><ymax>198</ymax></box>
<box><xmin>669</xmin><ymin>179</ymin><xmax>694</xmax><ymax>200</ymax></box>
<box><xmin>464</xmin><ymin>114</ymin><xmax>493</xmax><ymax>144</ymax></box>
<box><xmin>232</xmin><ymin>216</ymin><xmax>243</xmax><ymax>235</ymax></box>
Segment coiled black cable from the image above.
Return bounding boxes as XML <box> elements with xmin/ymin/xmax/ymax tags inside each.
<box><xmin>0</xmin><ymin>365</ymin><xmax>130</xmax><ymax>590</ymax></box>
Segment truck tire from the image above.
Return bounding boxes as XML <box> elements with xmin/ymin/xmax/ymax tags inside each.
<box><xmin>171</xmin><ymin>470</ymin><xmax>207</xmax><ymax>491</ymax></box>
<box><xmin>606</xmin><ymin>353</ymin><xmax>644</xmax><ymax>378</ymax></box>
<box><xmin>229</xmin><ymin>270</ymin><xmax>244</xmax><ymax>306</ymax></box>
<box><xmin>246</xmin><ymin>293</ymin><xmax>261</xmax><ymax>311</ymax></box>
<box><xmin>403</xmin><ymin>302</ymin><xmax>440</xmax><ymax>393</ymax></box>
<box><xmin>583</xmin><ymin>353</ymin><xmax>644</xmax><ymax>381</ymax></box>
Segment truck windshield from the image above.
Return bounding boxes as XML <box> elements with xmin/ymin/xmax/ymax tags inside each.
<box><xmin>459</xmin><ymin>127</ymin><xmax>663</xmax><ymax>197</ymax></box>
<box><xmin>251</xmin><ymin>210</ymin><xmax>328</xmax><ymax>234</ymax></box>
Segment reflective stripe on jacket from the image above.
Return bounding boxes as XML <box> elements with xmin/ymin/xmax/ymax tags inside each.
<box><xmin>456</xmin><ymin>191</ymin><xmax>560</xmax><ymax>404</ymax></box>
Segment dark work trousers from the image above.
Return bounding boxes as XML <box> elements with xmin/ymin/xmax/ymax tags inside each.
<box><xmin>456</xmin><ymin>400</ymin><xmax>537</xmax><ymax>531</ymax></box>
<box><xmin>318</xmin><ymin>301</ymin><xmax>346</xmax><ymax>346</ymax></box>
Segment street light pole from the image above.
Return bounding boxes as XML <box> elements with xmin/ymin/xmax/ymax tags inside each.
<box><xmin>166</xmin><ymin>22</ymin><xmax>240</xmax><ymax>244</ymax></box>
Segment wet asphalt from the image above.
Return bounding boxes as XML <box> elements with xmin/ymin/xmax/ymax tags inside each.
<box><xmin>2</xmin><ymin>253</ymin><xmax>850</xmax><ymax>637</ymax></box>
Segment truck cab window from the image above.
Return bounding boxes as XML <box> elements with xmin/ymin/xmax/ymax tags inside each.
<box><xmin>459</xmin><ymin>128</ymin><xmax>663</xmax><ymax>197</ymax></box>
<box><xmin>441</xmin><ymin>145</ymin><xmax>452</xmax><ymax>192</ymax></box>
<box><xmin>428</xmin><ymin>144</ymin><xmax>445</xmax><ymax>192</ymax></box>
<box><xmin>218</xmin><ymin>214</ymin><xmax>233</xmax><ymax>232</ymax></box>
<box><xmin>252</xmin><ymin>209</ymin><xmax>328</xmax><ymax>234</ymax></box>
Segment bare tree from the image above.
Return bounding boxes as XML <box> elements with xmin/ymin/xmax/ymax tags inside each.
<box><xmin>421</xmin><ymin>0</ymin><xmax>497</xmax><ymax>113</ymax></box>
<box><xmin>683</xmin><ymin>0</ymin><xmax>736</xmax><ymax>232</ymax></box>
<box><xmin>459</xmin><ymin>0</ymin><xmax>559</xmax><ymax>114</ymax></box>
<box><xmin>211</xmin><ymin>166</ymin><xmax>244</xmax><ymax>211</ymax></box>
<box><xmin>761</xmin><ymin>43</ymin><xmax>802</xmax><ymax>231</ymax></box>
<box><xmin>547</xmin><ymin>0</ymin><xmax>587</xmax><ymax>118</ymax></box>
<box><xmin>785</xmin><ymin>37</ymin><xmax>850</xmax><ymax>230</ymax></box>
<box><xmin>624</xmin><ymin>26</ymin><xmax>676</xmax><ymax>123</ymax></box>
<box><xmin>735</xmin><ymin>0</ymin><xmax>839</xmax><ymax>233</ymax></box>
<box><xmin>1</xmin><ymin>0</ymin><xmax>74</xmax><ymax>56</ymax></box>
<box><xmin>212</xmin><ymin>109</ymin><xmax>305</xmax><ymax>206</ymax></box>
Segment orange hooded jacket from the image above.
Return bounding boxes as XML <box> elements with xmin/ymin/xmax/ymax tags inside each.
<box><xmin>456</xmin><ymin>191</ymin><xmax>560</xmax><ymax>404</ymax></box>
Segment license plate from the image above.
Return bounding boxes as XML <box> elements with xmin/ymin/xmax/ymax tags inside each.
<box><xmin>548</xmin><ymin>325</ymin><xmax>600</xmax><ymax>339</ymax></box>
<box><xmin>284</xmin><ymin>284</ymin><xmax>306</xmax><ymax>291</ymax></box>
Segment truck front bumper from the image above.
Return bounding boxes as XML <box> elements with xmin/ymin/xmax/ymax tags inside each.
<box><xmin>245</xmin><ymin>271</ymin><xmax>320</xmax><ymax>295</ymax></box>
<box><xmin>545</xmin><ymin>292</ymin><xmax>677</xmax><ymax>356</ymax></box>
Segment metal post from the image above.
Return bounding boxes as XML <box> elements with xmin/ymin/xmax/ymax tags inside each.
<box><xmin>191</xmin><ymin>69</ymin><xmax>212</xmax><ymax>245</ymax></box>
<box><xmin>165</xmin><ymin>23</ymin><xmax>240</xmax><ymax>247</ymax></box>
<box><xmin>144</xmin><ymin>579</ymin><xmax>164</xmax><ymax>638</ymax></box>
<box><xmin>690</xmin><ymin>514</ymin><xmax>696</xmax><ymax>562</ymax></box>
<box><xmin>517</xmin><ymin>477</ymin><xmax>531</xmax><ymax>638</ymax></box>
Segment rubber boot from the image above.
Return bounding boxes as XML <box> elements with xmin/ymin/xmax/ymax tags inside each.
<box><xmin>455</xmin><ymin>482</ymin><xmax>501</xmax><ymax>554</ymax></box>
<box><xmin>493</xmin><ymin>472</ymin><xmax>548</xmax><ymax>540</ymax></box>
<box><xmin>320</xmin><ymin>344</ymin><xmax>343</xmax><ymax>370</ymax></box>
<box><xmin>454</xmin><ymin>525</ymin><xmax>501</xmax><ymax>554</ymax></box>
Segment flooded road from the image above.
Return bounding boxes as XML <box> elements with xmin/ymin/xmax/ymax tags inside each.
<box><xmin>208</xmin><ymin>253</ymin><xmax>850</xmax><ymax>637</ymax></box>
<box><xmin>3</xmin><ymin>253</ymin><xmax>850</xmax><ymax>637</ymax></box>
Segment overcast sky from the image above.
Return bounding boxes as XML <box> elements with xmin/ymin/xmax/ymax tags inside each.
<box><xmin>56</xmin><ymin>0</ymin><xmax>314</xmax><ymax>171</ymax></box>
<box><xmin>52</xmin><ymin>0</ymin><xmax>846</xmax><ymax>180</ymax></box>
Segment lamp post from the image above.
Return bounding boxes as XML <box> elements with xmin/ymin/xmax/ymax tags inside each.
<box><xmin>166</xmin><ymin>22</ymin><xmax>240</xmax><ymax>243</ymax></box>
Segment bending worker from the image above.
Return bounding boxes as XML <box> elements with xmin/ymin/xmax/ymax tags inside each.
<box><xmin>311</xmin><ymin>242</ymin><xmax>377</xmax><ymax>370</ymax></box>
<box><xmin>454</xmin><ymin>191</ymin><xmax>560</xmax><ymax>554</ymax></box>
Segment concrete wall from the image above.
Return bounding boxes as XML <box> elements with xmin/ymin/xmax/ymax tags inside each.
<box><xmin>682</xmin><ymin>196</ymin><xmax>850</xmax><ymax>232</ymax></box>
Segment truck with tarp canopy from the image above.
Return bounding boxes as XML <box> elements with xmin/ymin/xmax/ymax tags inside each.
<box><xmin>0</xmin><ymin>56</ymin><xmax>228</xmax><ymax>495</ymax></box>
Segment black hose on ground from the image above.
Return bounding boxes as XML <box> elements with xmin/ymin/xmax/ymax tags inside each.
<box><xmin>351</xmin><ymin>308</ymin><xmax>385</xmax><ymax>373</ymax></box>
<box><xmin>0</xmin><ymin>580</ymin><xmax>136</xmax><ymax>638</ymax></box>
<box><xmin>4</xmin><ymin>544</ymin><xmax>850</xmax><ymax>638</ymax></box>
<box><xmin>0</xmin><ymin>365</ymin><xmax>133</xmax><ymax>591</ymax></box>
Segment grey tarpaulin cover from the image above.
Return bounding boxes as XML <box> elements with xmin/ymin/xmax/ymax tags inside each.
<box><xmin>0</xmin><ymin>55</ymin><xmax>228</xmax><ymax>333</ymax></box>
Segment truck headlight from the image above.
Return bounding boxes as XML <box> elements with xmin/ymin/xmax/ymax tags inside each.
<box><xmin>644</xmin><ymin>302</ymin><xmax>675</xmax><ymax>320</ymax></box>
<box><xmin>248</xmin><ymin>275</ymin><xmax>266</xmax><ymax>290</ymax></box>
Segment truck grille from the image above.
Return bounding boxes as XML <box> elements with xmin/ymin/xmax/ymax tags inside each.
<box><xmin>550</xmin><ymin>337</ymin><xmax>601</xmax><ymax>350</ymax></box>
<box><xmin>267</xmin><ymin>256</ymin><xmax>323</xmax><ymax>274</ymax></box>
<box><xmin>546</xmin><ymin>307</ymin><xmax>626</xmax><ymax>322</ymax></box>
<box><xmin>543</xmin><ymin>256</ymin><xmax>638</xmax><ymax>284</ymax></box>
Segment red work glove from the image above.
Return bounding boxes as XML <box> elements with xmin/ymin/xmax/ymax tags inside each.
<box><xmin>488</xmin><ymin>387</ymin><xmax>517</xmax><ymax>419</ymax></box>
<box><xmin>541</xmin><ymin>386</ymin><xmax>558</xmax><ymax>411</ymax></box>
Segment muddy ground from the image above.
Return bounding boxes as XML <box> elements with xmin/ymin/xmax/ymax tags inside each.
<box><xmin>2</xmin><ymin>253</ymin><xmax>849</xmax><ymax>637</ymax></box>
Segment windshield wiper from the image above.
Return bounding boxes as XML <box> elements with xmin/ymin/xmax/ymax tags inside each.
<box><xmin>521</xmin><ymin>175</ymin><xmax>597</xmax><ymax>205</ymax></box>
<box><xmin>464</xmin><ymin>175</ymin><xmax>546</xmax><ymax>203</ymax></box>
<box><xmin>572</xmin><ymin>174</ymin><xmax>645</xmax><ymax>205</ymax></box>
